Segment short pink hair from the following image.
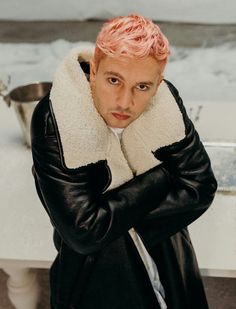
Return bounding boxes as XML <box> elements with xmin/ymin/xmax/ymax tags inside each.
<box><xmin>94</xmin><ymin>14</ymin><xmax>171</xmax><ymax>72</ymax></box>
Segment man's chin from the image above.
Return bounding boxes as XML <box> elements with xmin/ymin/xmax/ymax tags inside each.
<box><xmin>107</xmin><ymin>123</ymin><xmax>127</xmax><ymax>129</ymax></box>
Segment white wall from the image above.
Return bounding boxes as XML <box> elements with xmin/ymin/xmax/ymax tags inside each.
<box><xmin>0</xmin><ymin>0</ymin><xmax>235</xmax><ymax>24</ymax></box>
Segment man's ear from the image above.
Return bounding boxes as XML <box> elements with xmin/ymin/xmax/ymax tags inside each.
<box><xmin>153</xmin><ymin>74</ymin><xmax>164</xmax><ymax>96</ymax></box>
<box><xmin>90</xmin><ymin>59</ymin><xmax>96</xmax><ymax>83</ymax></box>
<box><xmin>158</xmin><ymin>74</ymin><xmax>164</xmax><ymax>85</ymax></box>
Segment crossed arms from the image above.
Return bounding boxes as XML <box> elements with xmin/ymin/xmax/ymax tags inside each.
<box><xmin>31</xmin><ymin>97</ymin><xmax>217</xmax><ymax>255</ymax></box>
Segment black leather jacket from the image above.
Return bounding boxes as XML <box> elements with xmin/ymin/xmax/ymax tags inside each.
<box><xmin>30</xmin><ymin>80</ymin><xmax>217</xmax><ymax>309</ymax></box>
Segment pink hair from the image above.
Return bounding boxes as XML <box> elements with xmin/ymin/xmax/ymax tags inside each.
<box><xmin>94</xmin><ymin>14</ymin><xmax>171</xmax><ymax>72</ymax></box>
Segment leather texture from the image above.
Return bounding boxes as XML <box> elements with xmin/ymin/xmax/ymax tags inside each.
<box><xmin>30</xmin><ymin>79</ymin><xmax>217</xmax><ymax>309</ymax></box>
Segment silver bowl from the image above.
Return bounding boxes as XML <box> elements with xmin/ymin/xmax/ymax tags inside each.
<box><xmin>2</xmin><ymin>82</ymin><xmax>52</xmax><ymax>148</ymax></box>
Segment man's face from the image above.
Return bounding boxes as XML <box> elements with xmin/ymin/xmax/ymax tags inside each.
<box><xmin>89</xmin><ymin>55</ymin><xmax>163</xmax><ymax>128</ymax></box>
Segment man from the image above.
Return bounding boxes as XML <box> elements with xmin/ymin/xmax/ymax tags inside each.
<box><xmin>30</xmin><ymin>14</ymin><xmax>217</xmax><ymax>309</ymax></box>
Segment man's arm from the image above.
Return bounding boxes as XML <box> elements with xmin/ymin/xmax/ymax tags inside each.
<box><xmin>134</xmin><ymin>96</ymin><xmax>218</xmax><ymax>248</ymax></box>
<box><xmin>31</xmin><ymin>94</ymin><xmax>217</xmax><ymax>256</ymax></box>
<box><xmin>30</xmin><ymin>98</ymin><xmax>172</xmax><ymax>255</ymax></box>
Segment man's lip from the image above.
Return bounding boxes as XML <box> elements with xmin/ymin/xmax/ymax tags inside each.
<box><xmin>112</xmin><ymin>113</ymin><xmax>130</xmax><ymax>120</ymax></box>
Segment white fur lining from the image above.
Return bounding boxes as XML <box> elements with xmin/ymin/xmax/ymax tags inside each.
<box><xmin>122</xmin><ymin>81</ymin><xmax>186</xmax><ymax>175</ymax></box>
<box><xmin>50</xmin><ymin>44</ymin><xmax>133</xmax><ymax>190</ymax></box>
<box><xmin>49</xmin><ymin>44</ymin><xmax>186</xmax><ymax>191</ymax></box>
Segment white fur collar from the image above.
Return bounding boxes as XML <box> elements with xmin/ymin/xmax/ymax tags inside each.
<box><xmin>122</xmin><ymin>79</ymin><xmax>186</xmax><ymax>175</ymax></box>
<box><xmin>49</xmin><ymin>44</ymin><xmax>186</xmax><ymax>191</ymax></box>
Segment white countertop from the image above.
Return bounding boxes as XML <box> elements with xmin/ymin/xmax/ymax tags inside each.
<box><xmin>189</xmin><ymin>193</ymin><xmax>236</xmax><ymax>277</ymax></box>
<box><xmin>0</xmin><ymin>98</ymin><xmax>57</xmax><ymax>268</ymax></box>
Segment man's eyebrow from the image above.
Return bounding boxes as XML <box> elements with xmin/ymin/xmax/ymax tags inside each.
<box><xmin>137</xmin><ymin>81</ymin><xmax>154</xmax><ymax>86</ymax></box>
<box><xmin>104</xmin><ymin>71</ymin><xmax>124</xmax><ymax>80</ymax></box>
<box><xmin>104</xmin><ymin>71</ymin><xmax>154</xmax><ymax>85</ymax></box>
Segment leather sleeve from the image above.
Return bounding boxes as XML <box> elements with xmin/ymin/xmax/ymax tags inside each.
<box><xmin>30</xmin><ymin>96</ymin><xmax>172</xmax><ymax>255</ymax></box>
<box><xmin>134</xmin><ymin>83</ymin><xmax>218</xmax><ymax>248</ymax></box>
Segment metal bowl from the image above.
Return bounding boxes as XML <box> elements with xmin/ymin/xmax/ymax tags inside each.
<box><xmin>4</xmin><ymin>82</ymin><xmax>52</xmax><ymax>106</ymax></box>
<box><xmin>3</xmin><ymin>82</ymin><xmax>52</xmax><ymax>148</ymax></box>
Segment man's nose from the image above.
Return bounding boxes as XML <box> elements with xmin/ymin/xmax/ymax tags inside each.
<box><xmin>117</xmin><ymin>88</ymin><xmax>133</xmax><ymax>109</ymax></box>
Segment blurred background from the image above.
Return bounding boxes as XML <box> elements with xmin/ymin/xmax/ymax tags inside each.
<box><xmin>0</xmin><ymin>1</ymin><xmax>235</xmax><ymax>308</ymax></box>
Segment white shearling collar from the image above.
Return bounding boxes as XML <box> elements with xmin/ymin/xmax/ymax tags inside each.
<box><xmin>49</xmin><ymin>44</ymin><xmax>186</xmax><ymax>190</ymax></box>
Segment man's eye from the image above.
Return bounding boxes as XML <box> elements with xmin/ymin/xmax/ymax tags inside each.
<box><xmin>136</xmin><ymin>84</ymin><xmax>149</xmax><ymax>91</ymax></box>
<box><xmin>108</xmin><ymin>77</ymin><xmax>120</xmax><ymax>85</ymax></box>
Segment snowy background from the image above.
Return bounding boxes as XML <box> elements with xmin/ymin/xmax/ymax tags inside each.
<box><xmin>0</xmin><ymin>40</ymin><xmax>235</xmax><ymax>102</ymax></box>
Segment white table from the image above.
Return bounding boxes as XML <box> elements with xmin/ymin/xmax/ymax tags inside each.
<box><xmin>184</xmin><ymin>100</ymin><xmax>236</xmax><ymax>277</ymax></box>
<box><xmin>189</xmin><ymin>191</ymin><xmax>236</xmax><ymax>278</ymax></box>
<box><xmin>1</xmin><ymin>97</ymin><xmax>236</xmax><ymax>308</ymax></box>
<box><xmin>0</xmin><ymin>98</ymin><xmax>57</xmax><ymax>309</ymax></box>
<box><xmin>185</xmin><ymin>100</ymin><xmax>236</xmax><ymax>277</ymax></box>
